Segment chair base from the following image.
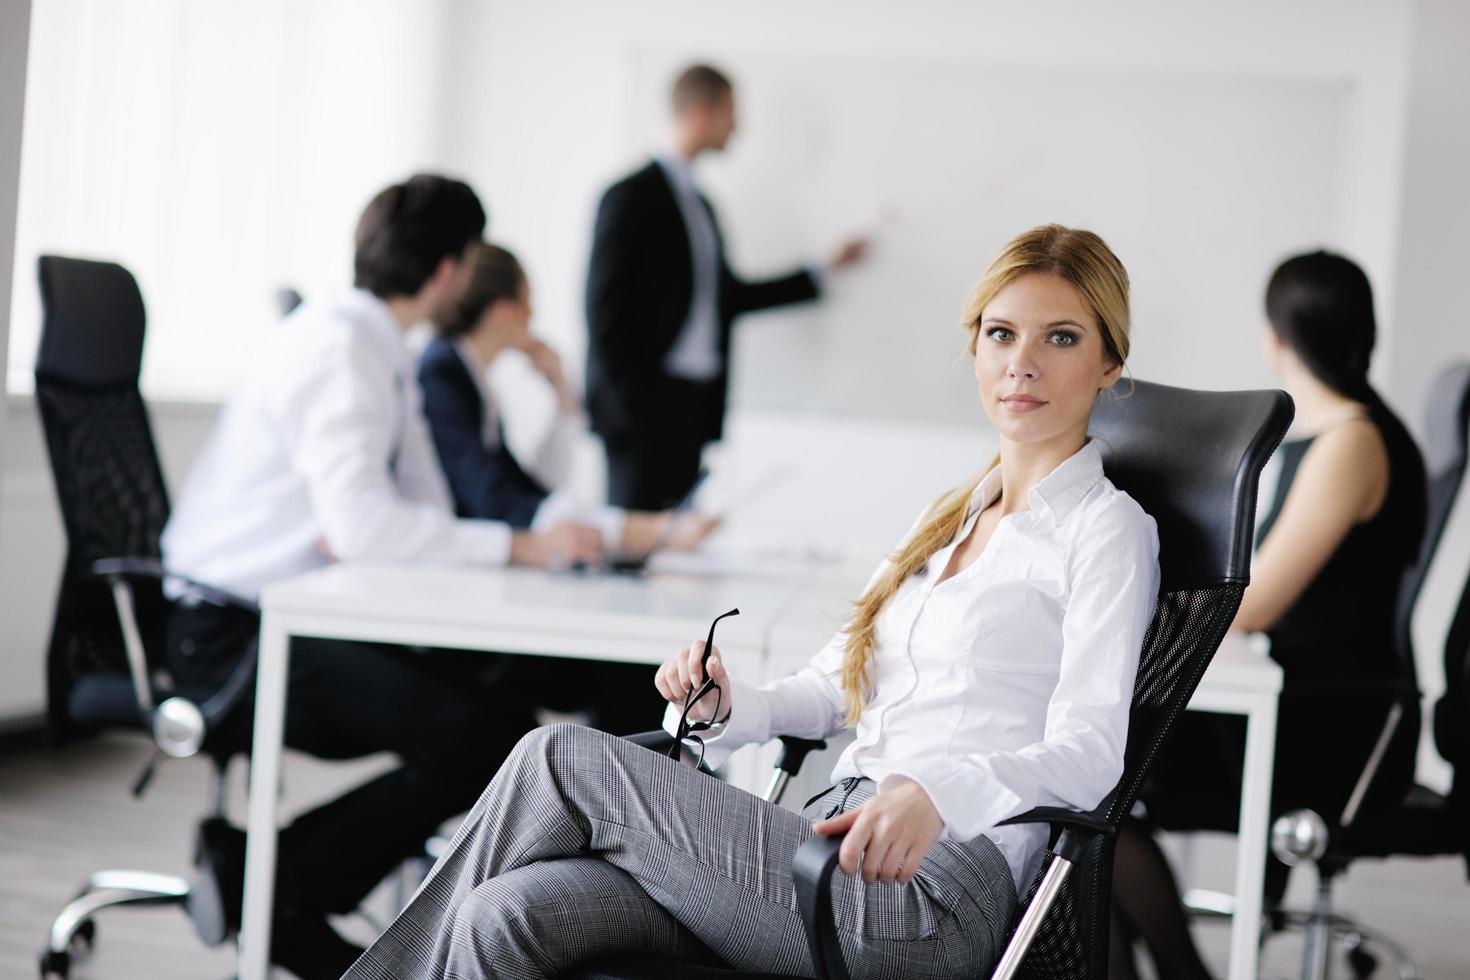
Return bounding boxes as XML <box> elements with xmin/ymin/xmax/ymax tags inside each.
<box><xmin>41</xmin><ymin>870</ymin><xmax>190</xmax><ymax>978</ymax></box>
<box><xmin>1183</xmin><ymin>889</ymin><xmax>1419</xmax><ymax>980</ymax></box>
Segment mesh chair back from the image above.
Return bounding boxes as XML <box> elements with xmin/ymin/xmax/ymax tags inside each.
<box><xmin>35</xmin><ymin>256</ymin><xmax>172</xmax><ymax>740</ymax></box>
<box><xmin>1012</xmin><ymin>381</ymin><xmax>1292</xmax><ymax>979</ymax></box>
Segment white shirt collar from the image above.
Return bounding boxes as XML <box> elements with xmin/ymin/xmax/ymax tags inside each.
<box><xmin>653</xmin><ymin>149</ymin><xmax>699</xmax><ymax>197</ymax></box>
<box><xmin>339</xmin><ymin>287</ymin><xmax>410</xmax><ymax>366</ymax></box>
<box><xmin>451</xmin><ymin>337</ymin><xmax>493</xmax><ymax>401</ymax></box>
<box><xmin>969</xmin><ymin>440</ymin><xmax>1105</xmax><ymax>524</ymax></box>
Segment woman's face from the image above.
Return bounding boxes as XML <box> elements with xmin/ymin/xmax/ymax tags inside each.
<box><xmin>474</xmin><ymin>280</ymin><xmax>533</xmax><ymax>346</ymax></box>
<box><xmin>973</xmin><ymin>272</ymin><xmax>1121</xmax><ymax>451</ymax></box>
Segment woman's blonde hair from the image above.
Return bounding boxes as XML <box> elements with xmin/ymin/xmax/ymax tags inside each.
<box><xmin>836</xmin><ymin>224</ymin><xmax>1132</xmax><ymax>724</ymax></box>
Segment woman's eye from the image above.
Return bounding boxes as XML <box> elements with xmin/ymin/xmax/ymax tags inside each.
<box><xmin>985</xmin><ymin>327</ymin><xmax>1013</xmax><ymax>342</ymax></box>
<box><xmin>1048</xmin><ymin>331</ymin><xmax>1079</xmax><ymax>347</ymax></box>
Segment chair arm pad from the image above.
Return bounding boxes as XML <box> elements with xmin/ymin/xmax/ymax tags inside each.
<box><xmin>997</xmin><ymin>806</ymin><xmax>1114</xmax><ymax>863</ymax></box>
<box><xmin>792</xmin><ymin>832</ymin><xmax>851</xmax><ymax>980</ymax></box>
<box><xmin>624</xmin><ymin>730</ymin><xmax>677</xmax><ymax>753</ymax></box>
<box><xmin>620</xmin><ymin>729</ymin><xmax>716</xmax><ymax>775</ymax></box>
<box><xmin>90</xmin><ymin>557</ymin><xmax>259</xmax><ymax>615</ymax></box>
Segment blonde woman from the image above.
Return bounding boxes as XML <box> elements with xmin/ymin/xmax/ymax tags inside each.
<box><xmin>344</xmin><ymin>225</ymin><xmax>1161</xmax><ymax>980</ymax></box>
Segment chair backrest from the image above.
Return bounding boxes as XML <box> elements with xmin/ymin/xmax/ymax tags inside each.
<box><xmin>1394</xmin><ymin>363</ymin><xmax>1470</xmax><ymax>683</ymax></box>
<box><xmin>1013</xmin><ymin>380</ymin><xmax>1293</xmax><ymax>980</ymax></box>
<box><xmin>1421</xmin><ymin>364</ymin><xmax>1470</xmax><ymax>797</ymax></box>
<box><xmin>34</xmin><ymin>255</ymin><xmax>172</xmax><ymax>739</ymax></box>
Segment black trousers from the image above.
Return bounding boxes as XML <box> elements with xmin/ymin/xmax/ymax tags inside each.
<box><xmin>167</xmin><ymin>603</ymin><xmax>532</xmax><ymax>920</ymax></box>
<box><xmin>604</xmin><ymin>377</ymin><xmax>721</xmax><ymax>511</ymax></box>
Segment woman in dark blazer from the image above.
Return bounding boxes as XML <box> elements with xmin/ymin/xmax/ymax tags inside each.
<box><xmin>420</xmin><ymin>241</ymin><xmax>716</xmax><ymax>733</ymax></box>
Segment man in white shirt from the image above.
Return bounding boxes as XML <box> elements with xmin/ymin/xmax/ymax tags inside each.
<box><xmin>584</xmin><ymin>64</ymin><xmax>868</xmax><ymax>510</ymax></box>
<box><xmin>162</xmin><ymin>175</ymin><xmax>602</xmax><ymax>978</ymax></box>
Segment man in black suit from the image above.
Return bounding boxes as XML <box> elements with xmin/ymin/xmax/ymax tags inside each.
<box><xmin>585</xmin><ymin>64</ymin><xmax>866</xmax><ymax>509</ymax></box>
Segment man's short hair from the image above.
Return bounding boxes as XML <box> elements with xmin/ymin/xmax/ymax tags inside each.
<box><xmin>671</xmin><ymin>64</ymin><xmax>733</xmax><ymax>114</ymax></box>
<box><xmin>353</xmin><ymin>174</ymin><xmax>487</xmax><ymax>300</ymax></box>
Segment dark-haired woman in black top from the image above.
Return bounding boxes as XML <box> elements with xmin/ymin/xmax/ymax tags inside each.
<box><xmin>1109</xmin><ymin>251</ymin><xmax>1428</xmax><ymax>980</ymax></box>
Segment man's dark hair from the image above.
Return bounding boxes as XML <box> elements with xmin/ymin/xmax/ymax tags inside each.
<box><xmin>671</xmin><ymin>64</ymin><xmax>733</xmax><ymax>114</ymax></box>
<box><xmin>353</xmin><ymin>174</ymin><xmax>487</xmax><ymax>299</ymax></box>
<box><xmin>431</xmin><ymin>242</ymin><xmax>526</xmax><ymax>339</ymax></box>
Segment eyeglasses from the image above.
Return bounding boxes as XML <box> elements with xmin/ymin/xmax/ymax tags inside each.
<box><xmin>669</xmin><ymin>607</ymin><xmax>740</xmax><ymax>770</ymax></box>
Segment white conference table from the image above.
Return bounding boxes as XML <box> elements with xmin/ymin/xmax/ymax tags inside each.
<box><xmin>239</xmin><ymin>561</ymin><xmax>1281</xmax><ymax>980</ymax></box>
<box><xmin>238</xmin><ymin>561</ymin><xmax>798</xmax><ymax>980</ymax></box>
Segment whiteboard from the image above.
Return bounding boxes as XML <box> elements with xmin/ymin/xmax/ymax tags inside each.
<box><xmin>630</xmin><ymin>51</ymin><xmax>1350</xmax><ymax>424</ymax></box>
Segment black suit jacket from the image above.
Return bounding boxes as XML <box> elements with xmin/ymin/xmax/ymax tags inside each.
<box><xmin>584</xmin><ymin>160</ymin><xmax>820</xmax><ymax>447</ymax></box>
<box><xmin>418</xmin><ymin>336</ymin><xmax>549</xmax><ymax>529</ymax></box>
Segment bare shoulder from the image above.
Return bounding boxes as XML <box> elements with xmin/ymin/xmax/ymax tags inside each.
<box><xmin>1301</xmin><ymin>415</ymin><xmax>1388</xmax><ymax>477</ymax></box>
<box><xmin>1296</xmin><ymin>415</ymin><xmax>1389</xmax><ymax>517</ymax></box>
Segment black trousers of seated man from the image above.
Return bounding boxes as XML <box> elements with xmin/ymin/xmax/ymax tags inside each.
<box><xmin>166</xmin><ymin>603</ymin><xmax>533</xmax><ymax>953</ymax></box>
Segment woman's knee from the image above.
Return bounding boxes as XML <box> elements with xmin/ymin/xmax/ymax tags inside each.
<box><xmin>514</xmin><ymin>721</ymin><xmax>606</xmax><ymax>768</ymax></box>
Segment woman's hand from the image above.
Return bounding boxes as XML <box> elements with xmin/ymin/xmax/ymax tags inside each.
<box><xmin>524</xmin><ymin>338</ymin><xmax>579</xmax><ymax>413</ymax></box>
<box><xmin>811</xmin><ymin>778</ymin><xmax>944</xmax><ymax>886</ymax></box>
<box><xmin>654</xmin><ymin>640</ymin><xmax>732</xmax><ymax>724</ymax></box>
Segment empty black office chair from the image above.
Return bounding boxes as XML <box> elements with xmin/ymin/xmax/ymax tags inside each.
<box><xmin>34</xmin><ymin>256</ymin><xmax>260</xmax><ymax>979</ymax></box>
<box><xmin>1261</xmin><ymin>361</ymin><xmax>1470</xmax><ymax>980</ymax></box>
<box><xmin>577</xmin><ymin>380</ymin><xmax>1293</xmax><ymax>980</ymax></box>
<box><xmin>275</xmin><ymin>285</ymin><xmax>304</xmax><ymax>318</ymax></box>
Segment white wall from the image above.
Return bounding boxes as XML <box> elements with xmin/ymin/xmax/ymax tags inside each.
<box><xmin>5</xmin><ymin>0</ymin><xmax>453</xmax><ymax>400</ymax></box>
<box><xmin>0</xmin><ymin>0</ymin><xmax>30</xmax><ymax>465</ymax></box>
<box><xmin>440</xmin><ymin>0</ymin><xmax>1414</xmax><ymax>416</ymax></box>
<box><xmin>0</xmin><ymin>0</ymin><xmax>32</xmax><ymax>728</ymax></box>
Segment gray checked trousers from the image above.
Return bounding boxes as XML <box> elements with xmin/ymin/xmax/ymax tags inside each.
<box><xmin>343</xmin><ymin>723</ymin><xmax>1017</xmax><ymax>980</ymax></box>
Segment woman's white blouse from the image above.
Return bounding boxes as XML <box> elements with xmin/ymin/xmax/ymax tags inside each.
<box><xmin>675</xmin><ymin>441</ymin><xmax>1160</xmax><ymax>889</ymax></box>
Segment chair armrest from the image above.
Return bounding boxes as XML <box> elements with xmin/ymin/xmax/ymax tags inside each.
<box><xmin>90</xmin><ymin>557</ymin><xmax>259</xmax><ymax>614</ymax></box>
<box><xmin>997</xmin><ymin>805</ymin><xmax>1115</xmax><ymax>863</ymax></box>
<box><xmin>621</xmin><ymin>729</ymin><xmax>716</xmax><ymax>775</ymax></box>
<box><xmin>792</xmin><ymin>832</ymin><xmax>851</xmax><ymax>980</ymax></box>
<box><xmin>624</xmin><ymin>730</ymin><xmax>677</xmax><ymax>753</ymax></box>
<box><xmin>775</xmin><ymin>736</ymin><xmax>827</xmax><ymax>775</ymax></box>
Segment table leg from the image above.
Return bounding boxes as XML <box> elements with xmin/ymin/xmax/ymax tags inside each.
<box><xmin>239</xmin><ymin>613</ymin><xmax>291</xmax><ymax>980</ymax></box>
<box><xmin>1228</xmin><ymin>697</ymin><xmax>1278</xmax><ymax>980</ymax></box>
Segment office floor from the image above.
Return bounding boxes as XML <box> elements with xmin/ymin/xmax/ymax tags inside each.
<box><xmin>2</xmin><ymin>732</ymin><xmax>1468</xmax><ymax>980</ymax></box>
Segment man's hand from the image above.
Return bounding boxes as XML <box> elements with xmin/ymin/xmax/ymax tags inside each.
<box><xmin>665</xmin><ymin>512</ymin><xmax>720</xmax><ymax>551</ymax></box>
<box><xmin>510</xmin><ymin>521</ymin><xmax>603</xmax><ymax>570</ymax></box>
<box><xmin>618</xmin><ymin>511</ymin><xmax>721</xmax><ymax>556</ymax></box>
<box><xmin>827</xmin><ymin>236</ymin><xmax>870</xmax><ymax>272</ymax></box>
<box><xmin>811</xmin><ymin>778</ymin><xmax>943</xmax><ymax>886</ymax></box>
<box><xmin>654</xmin><ymin>639</ymin><xmax>732</xmax><ymax>724</ymax></box>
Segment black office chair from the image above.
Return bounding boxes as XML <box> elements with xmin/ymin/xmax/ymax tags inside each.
<box><xmin>34</xmin><ymin>256</ymin><xmax>261</xmax><ymax>980</ymax></box>
<box><xmin>576</xmin><ymin>380</ymin><xmax>1293</xmax><ymax>980</ymax></box>
<box><xmin>275</xmin><ymin>285</ymin><xmax>304</xmax><ymax>318</ymax></box>
<box><xmin>1260</xmin><ymin>361</ymin><xmax>1470</xmax><ymax>980</ymax></box>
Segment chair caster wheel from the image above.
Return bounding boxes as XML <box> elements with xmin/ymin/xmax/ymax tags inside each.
<box><xmin>1347</xmin><ymin>945</ymin><xmax>1377</xmax><ymax>978</ymax></box>
<box><xmin>38</xmin><ymin>948</ymin><xmax>70</xmax><ymax>979</ymax></box>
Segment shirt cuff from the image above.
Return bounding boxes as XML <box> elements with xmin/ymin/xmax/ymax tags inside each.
<box><xmin>590</xmin><ymin>505</ymin><xmax>628</xmax><ymax>554</ymax></box>
<box><xmin>661</xmin><ymin>675</ymin><xmax>770</xmax><ymax>771</ymax></box>
<box><xmin>531</xmin><ymin>489</ymin><xmax>580</xmax><ymax>531</ymax></box>
<box><xmin>447</xmin><ymin>519</ymin><xmax>514</xmax><ymax>567</ymax></box>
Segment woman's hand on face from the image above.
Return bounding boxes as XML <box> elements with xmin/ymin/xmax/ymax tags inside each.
<box><xmin>654</xmin><ymin>640</ymin><xmax>732</xmax><ymax>724</ymax></box>
<box><xmin>811</xmin><ymin>778</ymin><xmax>944</xmax><ymax>886</ymax></box>
<box><xmin>524</xmin><ymin>339</ymin><xmax>577</xmax><ymax>410</ymax></box>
